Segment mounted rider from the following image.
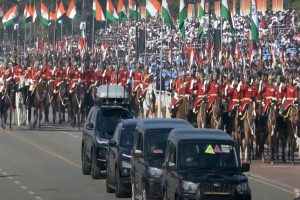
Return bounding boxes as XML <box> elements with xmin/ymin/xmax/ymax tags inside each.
<box><xmin>13</xmin><ymin>60</ymin><xmax>24</xmax><ymax>86</ymax></box>
<box><xmin>227</xmin><ymin>75</ymin><xmax>241</xmax><ymax>115</ymax></box>
<box><xmin>239</xmin><ymin>75</ymin><xmax>258</xmax><ymax>115</ymax></box>
<box><xmin>130</xmin><ymin>64</ymin><xmax>143</xmax><ymax>96</ymax></box>
<box><xmin>206</xmin><ymin>73</ymin><xmax>222</xmax><ymax>112</ymax></box>
<box><xmin>140</xmin><ymin>66</ymin><xmax>153</xmax><ymax>99</ymax></box>
<box><xmin>262</xmin><ymin>75</ymin><xmax>277</xmax><ymax>114</ymax></box>
<box><xmin>281</xmin><ymin>76</ymin><xmax>299</xmax><ymax>115</ymax></box>
<box><xmin>118</xmin><ymin>65</ymin><xmax>130</xmax><ymax>87</ymax></box>
<box><xmin>68</xmin><ymin>62</ymin><xmax>81</xmax><ymax>94</ymax></box>
<box><xmin>171</xmin><ymin>71</ymin><xmax>189</xmax><ymax>118</ymax></box>
<box><xmin>192</xmin><ymin>73</ymin><xmax>207</xmax><ymax>113</ymax></box>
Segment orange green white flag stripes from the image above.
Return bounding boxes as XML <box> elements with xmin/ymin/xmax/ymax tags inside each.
<box><xmin>66</xmin><ymin>0</ymin><xmax>77</xmax><ymax>19</ymax></box>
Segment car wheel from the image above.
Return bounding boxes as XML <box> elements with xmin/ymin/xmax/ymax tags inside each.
<box><xmin>106</xmin><ymin>173</ymin><xmax>115</xmax><ymax>193</ymax></box>
<box><xmin>81</xmin><ymin>146</ymin><xmax>91</xmax><ymax>175</ymax></box>
<box><xmin>91</xmin><ymin>151</ymin><xmax>101</xmax><ymax>179</ymax></box>
<box><xmin>115</xmin><ymin>168</ymin><xmax>125</xmax><ymax>198</ymax></box>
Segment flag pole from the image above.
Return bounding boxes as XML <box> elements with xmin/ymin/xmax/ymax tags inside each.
<box><xmin>24</xmin><ymin>23</ymin><xmax>27</xmax><ymax>62</ymax></box>
<box><xmin>144</xmin><ymin>14</ymin><xmax>147</xmax><ymax>67</ymax></box>
<box><xmin>92</xmin><ymin>12</ymin><xmax>95</xmax><ymax>53</ymax></box>
<box><xmin>71</xmin><ymin>19</ymin><xmax>74</xmax><ymax>55</ymax></box>
<box><xmin>60</xmin><ymin>20</ymin><xmax>63</xmax><ymax>40</ymax></box>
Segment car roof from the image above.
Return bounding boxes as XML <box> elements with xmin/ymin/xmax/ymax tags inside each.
<box><xmin>136</xmin><ymin>118</ymin><xmax>192</xmax><ymax>133</ymax></box>
<box><xmin>121</xmin><ymin>119</ymin><xmax>142</xmax><ymax>126</ymax></box>
<box><xmin>168</xmin><ymin>128</ymin><xmax>235</xmax><ymax>144</ymax></box>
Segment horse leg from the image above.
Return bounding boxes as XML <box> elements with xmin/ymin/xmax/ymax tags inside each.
<box><xmin>45</xmin><ymin>105</ymin><xmax>49</xmax><ymax>125</ymax></box>
<box><xmin>9</xmin><ymin>103</ymin><xmax>12</xmax><ymax>129</ymax></box>
<box><xmin>291</xmin><ymin>139</ymin><xmax>295</xmax><ymax>164</ymax></box>
<box><xmin>39</xmin><ymin>107</ymin><xmax>42</xmax><ymax>129</ymax></box>
<box><xmin>77</xmin><ymin>108</ymin><xmax>81</xmax><ymax>130</ymax></box>
<box><xmin>33</xmin><ymin>107</ymin><xmax>37</xmax><ymax>129</ymax></box>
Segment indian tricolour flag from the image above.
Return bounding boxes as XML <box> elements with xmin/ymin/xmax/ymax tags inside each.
<box><xmin>146</xmin><ymin>0</ymin><xmax>160</xmax><ymax>18</ymax></box>
<box><xmin>93</xmin><ymin>0</ymin><xmax>105</xmax><ymax>21</ymax></box>
<box><xmin>56</xmin><ymin>1</ymin><xmax>65</xmax><ymax>20</ymax></box>
<box><xmin>106</xmin><ymin>0</ymin><xmax>119</xmax><ymax>24</ymax></box>
<box><xmin>2</xmin><ymin>5</ymin><xmax>18</xmax><ymax>27</ymax></box>
<box><xmin>24</xmin><ymin>4</ymin><xmax>32</xmax><ymax>24</ymax></box>
<box><xmin>66</xmin><ymin>0</ymin><xmax>77</xmax><ymax>19</ymax></box>
<box><xmin>198</xmin><ymin>0</ymin><xmax>205</xmax><ymax>37</ymax></box>
<box><xmin>250</xmin><ymin>0</ymin><xmax>259</xmax><ymax>41</ymax></box>
<box><xmin>41</xmin><ymin>2</ymin><xmax>50</xmax><ymax>25</ymax></box>
<box><xmin>129</xmin><ymin>0</ymin><xmax>140</xmax><ymax>19</ymax></box>
<box><xmin>221</xmin><ymin>0</ymin><xmax>235</xmax><ymax>34</ymax></box>
<box><xmin>0</xmin><ymin>4</ymin><xmax>4</xmax><ymax>18</ymax></box>
<box><xmin>32</xmin><ymin>5</ymin><xmax>37</xmax><ymax>23</ymax></box>
<box><xmin>162</xmin><ymin>0</ymin><xmax>175</xmax><ymax>29</ymax></box>
<box><xmin>117</xmin><ymin>0</ymin><xmax>127</xmax><ymax>22</ymax></box>
<box><xmin>179</xmin><ymin>0</ymin><xmax>187</xmax><ymax>37</ymax></box>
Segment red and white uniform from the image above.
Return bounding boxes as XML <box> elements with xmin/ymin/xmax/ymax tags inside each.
<box><xmin>110</xmin><ymin>72</ymin><xmax>117</xmax><ymax>85</ymax></box>
<box><xmin>84</xmin><ymin>68</ymin><xmax>96</xmax><ymax>90</ymax></box>
<box><xmin>119</xmin><ymin>69</ymin><xmax>129</xmax><ymax>87</ymax></box>
<box><xmin>275</xmin><ymin>83</ymin><xmax>284</xmax><ymax>107</ymax></box>
<box><xmin>42</xmin><ymin>65</ymin><xmax>52</xmax><ymax>81</ymax></box>
<box><xmin>187</xmin><ymin>76</ymin><xmax>199</xmax><ymax>97</ymax></box>
<box><xmin>171</xmin><ymin>79</ymin><xmax>189</xmax><ymax>108</ymax></box>
<box><xmin>206</xmin><ymin>82</ymin><xmax>222</xmax><ymax>111</ymax></box>
<box><xmin>281</xmin><ymin>85</ymin><xmax>298</xmax><ymax>113</ymax></box>
<box><xmin>95</xmin><ymin>69</ymin><xmax>103</xmax><ymax>85</ymax></box>
<box><xmin>13</xmin><ymin>65</ymin><xmax>24</xmax><ymax>84</ymax></box>
<box><xmin>239</xmin><ymin>83</ymin><xmax>257</xmax><ymax>113</ymax></box>
<box><xmin>102</xmin><ymin>69</ymin><xmax>111</xmax><ymax>85</ymax></box>
<box><xmin>141</xmin><ymin>73</ymin><xmax>152</xmax><ymax>95</ymax></box>
<box><xmin>32</xmin><ymin>71</ymin><xmax>41</xmax><ymax>83</ymax></box>
<box><xmin>53</xmin><ymin>67</ymin><xmax>63</xmax><ymax>89</ymax></box>
<box><xmin>262</xmin><ymin>84</ymin><xmax>277</xmax><ymax>113</ymax></box>
<box><xmin>227</xmin><ymin>82</ymin><xmax>240</xmax><ymax>112</ymax></box>
<box><xmin>131</xmin><ymin>70</ymin><xmax>142</xmax><ymax>94</ymax></box>
<box><xmin>193</xmin><ymin>81</ymin><xmax>207</xmax><ymax>112</ymax></box>
<box><xmin>69</xmin><ymin>67</ymin><xmax>81</xmax><ymax>92</ymax></box>
<box><xmin>2</xmin><ymin>68</ymin><xmax>13</xmax><ymax>82</ymax></box>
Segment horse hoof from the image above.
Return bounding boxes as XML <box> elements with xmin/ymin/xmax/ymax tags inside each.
<box><xmin>271</xmin><ymin>161</ymin><xmax>274</xmax><ymax>165</ymax></box>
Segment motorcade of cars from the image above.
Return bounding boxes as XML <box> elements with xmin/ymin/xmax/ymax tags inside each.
<box><xmin>161</xmin><ymin>128</ymin><xmax>251</xmax><ymax>200</ymax></box>
<box><xmin>106</xmin><ymin>119</ymin><xmax>141</xmax><ymax>197</ymax></box>
<box><xmin>81</xmin><ymin>85</ymin><xmax>135</xmax><ymax>179</ymax></box>
<box><xmin>131</xmin><ymin>119</ymin><xmax>193</xmax><ymax>200</ymax></box>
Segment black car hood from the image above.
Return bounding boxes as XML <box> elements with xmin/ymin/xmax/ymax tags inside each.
<box><xmin>180</xmin><ymin>170</ymin><xmax>247</xmax><ymax>184</ymax></box>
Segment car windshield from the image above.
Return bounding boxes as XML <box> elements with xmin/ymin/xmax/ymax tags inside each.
<box><xmin>145</xmin><ymin>129</ymin><xmax>171</xmax><ymax>163</ymax></box>
<box><xmin>179</xmin><ymin>142</ymin><xmax>238</xmax><ymax>170</ymax></box>
<box><xmin>96</xmin><ymin>108</ymin><xmax>134</xmax><ymax>140</ymax></box>
<box><xmin>119</xmin><ymin>125</ymin><xmax>136</xmax><ymax>149</ymax></box>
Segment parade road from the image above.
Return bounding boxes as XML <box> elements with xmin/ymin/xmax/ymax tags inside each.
<box><xmin>0</xmin><ymin>126</ymin><xmax>296</xmax><ymax>200</ymax></box>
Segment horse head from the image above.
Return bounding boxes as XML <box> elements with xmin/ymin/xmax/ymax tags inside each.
<box><xmin>288</xmin><ymin>104</ymin><xmax>299</xmax><ymax>137</ymax></box>
<box><xmin>58</xmin><ymin>81</ymin><xmax>69</xmax><ymax>106</ymax></box>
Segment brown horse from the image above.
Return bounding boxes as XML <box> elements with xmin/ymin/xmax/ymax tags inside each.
<box><xmin>261</xmin><ymin>101</ymin><xmax>277</xmax><ymax>163</ymax></box>
<box><xmin>176</xmin><ymin>96</ymin><xmax>192</xmax><ymax>122</ymax></box>
<box><xmin>32</xmin><ymin>80</ymin><xmax>49</xmax><ymax>129</ymax></box>
<box><xmin>240</xmin><ymin>100</ymin><xmax>256</xmax><ymax>162</ymax></box>
<box><xmin>209</xmin><ymin>95</ymin><xmax>223</xmax><ymax>129</ymax></box>
<box><xmin>280</xmin><ymin>105</ymin><xmax>299</xmax><ymax>164</ymax></box>
<box><xmin>133</xmin><ymin>87</ymin><xmax>143</xmax><ymax>118</ymax></box>
<box><xmin>196</xmin><ymin>98</ymin><xmax>207</xmax><ymax>128</ymax></box>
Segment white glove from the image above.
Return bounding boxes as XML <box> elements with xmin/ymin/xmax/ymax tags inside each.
<box><xmin>231</xmin><ymin>80</ymin><xmax>235</xmax><ymax>88</ymax></box>
<box><xmin>237</xmin><ymin>81</ymin><xmax>242</xmax><ymax>92</ymax></box>
<box><xmin>126</xmin><ymin>79</ymin><xmax>130</xmax><ymax>84</ymax></box>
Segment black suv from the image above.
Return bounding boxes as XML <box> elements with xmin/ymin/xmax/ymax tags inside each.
<box><xmin>131</xmin><ymin>119</ymin><xmax>193</xmax><ymax>200</ymax></box>
<box><xmin>106</xmin><ymin>119</ymin><xmax>141</xmax><ymax>197</ymax></box>
<box><xmin>81</xmin><ymin>105</ymin><xmax>134</xmax><ymax>179</ymax></box>
<box><xmin>162</xmin><ymin>128</ymin><xmax>251</xmax><ymax>200</ymax></box>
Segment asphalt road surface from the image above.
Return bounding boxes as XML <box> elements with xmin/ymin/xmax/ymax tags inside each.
<box><xmin>0</xmin><ymin>125</ymin><xmax>295</xmax><ymax>200</ymax></box>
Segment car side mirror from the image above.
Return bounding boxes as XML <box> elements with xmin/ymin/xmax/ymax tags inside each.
<box><xmin>133</xmin><ymin>149</ymin><xmax>143</xmax><ymax>158</ymax></box>
<box><xmin>241</xmin><ymin>163</ymin><xmax>250</xmax><ymax>172</ymax></box>
<box><xmin>109</xmin><ymin>140</ymin><xmax>117</xmax><ymax>147</ymax></box>
<box><xmin>166</xmin><ymin>162</ymin><xmax>176</xmax><ymax>171</ymax></box>
<box><xmin>86</xmin><ymin>123</ymin><xmax>94</xmax><ymax>130</ymax></box>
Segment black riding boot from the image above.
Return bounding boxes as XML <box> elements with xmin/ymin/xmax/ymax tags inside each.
<box><xmin>171</xmin><ymin>108</ymin><xmax>176</xmax><ymax>118</ymax></box>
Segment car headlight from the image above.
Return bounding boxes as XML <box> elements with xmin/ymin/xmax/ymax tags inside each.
<box><xmin>121</xmin><ymin>161</ymin><xmax>131</xmax><ymax>169</ymax></box>
<box><xmin>182</xmin><ymin>181</ymin><xmax>198</xmax><ymax>194</ymax></box>
<box><xmin>148</xmin><ymin>167</ymin><xmax>162</xmax><ymax>178</ymax></box>
<box><xmin>236</xmin><ymin>182</ymin><xmax>248</xmax><ymax>194</ymax></box>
